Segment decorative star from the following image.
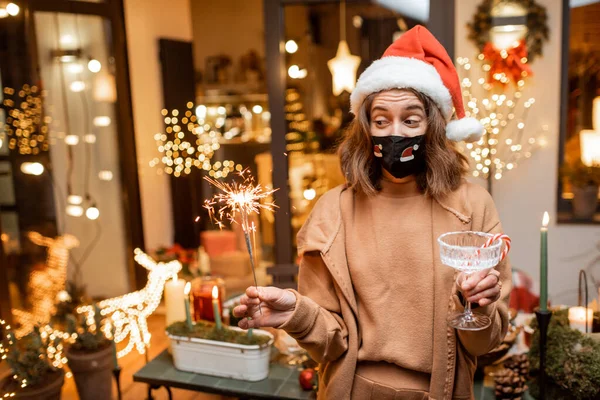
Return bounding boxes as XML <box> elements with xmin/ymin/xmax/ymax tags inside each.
<box><xmin>327</xmin><ymin>40</ymin><xmax>361</xmax><ymax>96</ymax></box>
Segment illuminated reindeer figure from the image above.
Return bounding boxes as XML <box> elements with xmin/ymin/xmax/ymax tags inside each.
<box><xmin>12</xmin><ymin>232</ymin><xmax>79</xmax><ymax>338</ymax></box>
<box><xmin>78</xmin><ymin>249</ymin><xmax>181</xmax><ymax>358</ymax></box>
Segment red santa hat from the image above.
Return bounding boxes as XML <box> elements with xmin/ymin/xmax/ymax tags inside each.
<box><xmin>350</xmin><ymin>25</ymin><xmax>484</xmax><ymax>143</ymax></box>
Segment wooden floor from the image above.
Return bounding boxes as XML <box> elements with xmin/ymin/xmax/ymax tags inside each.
<box><xmin>60</xmin><ymin>313</ymin><xmax>234</xmax><ymax>400</ymax></box>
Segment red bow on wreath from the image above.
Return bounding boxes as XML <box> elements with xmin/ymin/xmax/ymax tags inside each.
<box><xmin>482</xmin><ymin>40</ymin><xmax>533</xmax><ymax>86</ymax></box>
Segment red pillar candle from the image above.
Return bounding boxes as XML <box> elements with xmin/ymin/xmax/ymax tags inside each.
<box><xmin>191</xmin><ymin>276</ymin><xmax>225</xmax><ymax>322</ymax></box>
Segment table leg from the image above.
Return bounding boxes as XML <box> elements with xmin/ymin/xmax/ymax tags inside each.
<box><xmin>146</xmin><ymin>384</ymin><xmax>173</xmax><ymax>400</ymax></box>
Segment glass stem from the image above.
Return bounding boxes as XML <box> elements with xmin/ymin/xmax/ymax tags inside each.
<box><xmin>464</xmin><ymin>300</ymin><xmax>473</xmax><ymax>320</ymax></box>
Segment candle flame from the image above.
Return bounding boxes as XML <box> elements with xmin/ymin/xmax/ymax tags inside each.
<box><xmin>542</xmin><ymin>211</ymin><xmax>550</xmax><ymax>227</ymax></box>
<box><xmin>172</xmin><ymin>273</ymin><xmax>177</xmax><ymax>282</ymax></box>
<box><xmin>184</xmin><ymin>282</ymin><xmax>191</xmax><ymax>295</ymax></box>
<box><xmin>212</xmin><ymin>285</ymin><xmax>218</xmax><ymax>300</ymax></box>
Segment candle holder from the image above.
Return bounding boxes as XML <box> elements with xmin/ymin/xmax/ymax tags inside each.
<box><xmin>535</xmin><ymin>308</ymin><xmax>552</xmax><ymax>400</ymax></box>
<box><xmin>579</xmin><ymin>269</ymin><xmax>590</xmax><ymax>333</ymax></box>
<box><xmin>191</xmin><ymin>276</ymin><xmax>225</xmax><ymax>322</ymax></box>
<box><xmin>112</xmin><ymin>366</ymin><xmax>122</xmax><ymax>400</ymax></box>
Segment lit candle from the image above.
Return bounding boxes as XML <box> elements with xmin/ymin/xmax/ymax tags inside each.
<box><xmin>212</xmin><ymin>285</ymin><xmax>222</xmax><ymax>330</ymax></box>
<box><xmin>184</xmin><ymin>282</ymin><xmax>193</xmax><ymax>331</ymax></box>
<box><xmin>164</xmin><ymin>274</ymin><xmax>186</xmax><ymax>326</ymax></box>
<box><xmin>569</xmin><ymin>306</ymin><xmax>593</xmax><ymax>333</ymax></box>
<box><xmin>540</xmin><ymin>212</ymin><xmax>549</xmax><ymax>312</ymax></box>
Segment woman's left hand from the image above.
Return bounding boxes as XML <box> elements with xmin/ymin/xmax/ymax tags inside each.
<box><xmin>457</xmin><ymin>268</ymin><xmax>502</xmax><ymax>307</ymax></box>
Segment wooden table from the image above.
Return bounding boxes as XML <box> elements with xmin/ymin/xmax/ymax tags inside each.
<box><xmin>133</xmin><ymin>350</ymin><xmax>315</xmax><ymax>400</ymax></box>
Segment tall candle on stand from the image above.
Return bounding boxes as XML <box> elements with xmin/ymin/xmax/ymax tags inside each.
<box><xmin>540</xmin><ymin>212</ymin><xmax>549</xmax><ymax>312</ymax></box>
<box><xmin>184</xmin><ymin>282</ymin><xmax>193</xmax><ymax>331</ymax></box>
<box><xmin>212</xmin><ymin>285</ymin><xmax>222</xmax><ymax>330</ymax></box>
<box><xmin>164</xmin><ymin>274</ymin><xmax>186</xmax><ymax>326</ymax></box>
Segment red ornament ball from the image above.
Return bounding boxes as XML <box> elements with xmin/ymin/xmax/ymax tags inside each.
<box><xmin>299</xmin><ymin>368</ymin><xmax>316</xmax><ymax>391</ymax></box>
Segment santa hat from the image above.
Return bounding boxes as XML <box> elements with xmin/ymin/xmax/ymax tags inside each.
<box><xmin>350</xmin><ymin>25</ymin><xmax>484</xmax><ymax>143</ymax></box>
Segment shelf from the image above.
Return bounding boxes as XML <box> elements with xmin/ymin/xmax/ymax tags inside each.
<box><xmin>196</xmin><ymin>92</ymin><xmax>269</xmax><ymax>105</ymax></box>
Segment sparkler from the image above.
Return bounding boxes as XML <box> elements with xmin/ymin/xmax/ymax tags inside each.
<box><xmin>203</xmin><ymin>169</ymin><xmax>278</xmax><ymax>314</ymax></box>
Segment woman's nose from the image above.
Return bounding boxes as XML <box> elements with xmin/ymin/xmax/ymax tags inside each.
<box><xmin>392</xmin><ymin>120</ymin><xmax>404</xmax><ymax>136</ymax></box>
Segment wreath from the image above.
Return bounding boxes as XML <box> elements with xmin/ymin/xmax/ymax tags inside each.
<box><xmin>467</xmin><ymin>0</ymin><xmax>549</xmax><ymax>62</ymax></box>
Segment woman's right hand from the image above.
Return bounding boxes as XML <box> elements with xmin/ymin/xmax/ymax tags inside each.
<box><xmin>233</xmin><ymin>286</ymin><xmax>297</xmax><ymax>329</ymax></box>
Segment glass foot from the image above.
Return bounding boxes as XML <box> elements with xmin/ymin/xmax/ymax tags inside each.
<box><xmin>447</xmin><ymin>311</ymin><xmax>491</xmax><ymax>331</ymax></box>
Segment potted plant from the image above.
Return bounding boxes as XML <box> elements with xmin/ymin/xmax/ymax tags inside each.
<box><xmin>0</xmin><ymin>325</ymin><xmax>65</xmax><ymax>400</ymax></box>
<box><xmin>166</xmin><ymin>320</ymin><xmax>273</xmax><ymax>381</ymax></box>
<box><xmin>64</xmin><ymin>305</ymin><xmax>114</xmax><ymax>400</ymax></box>
<box><xmin>561</xmin><ymin>161</ymin><xmax>600</xmax><ymax>220</ymax></box>
<box><xmin>528</xmin><ymin>309</ymin><xmax>600</xmax><ymax>399</ymax></box>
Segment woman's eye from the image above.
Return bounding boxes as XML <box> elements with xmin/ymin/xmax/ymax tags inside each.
<box><xmin>374</xmin><ymin>120</ymin><xmax>387</xmax><ymax>127</ymax></box>
<box><xmin>405</xmin><ymin>119</ymin><xmax>420</xmax><ymax>126</ymax></box>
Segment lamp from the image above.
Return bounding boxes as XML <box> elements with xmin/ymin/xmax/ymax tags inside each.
<box><xmin>327</xmin><ymin>0</ymin><xmax>361</xmax><ymax>96</ymax></box>
<box><xmin>489</xmin><ymin>0</ymin><xmax>528</xmax><ymax>51</ymax></box>
<box><xmin>580</xmin><ymin>130</ymin><xmax>600</xmax><ymax>167</ymax></box>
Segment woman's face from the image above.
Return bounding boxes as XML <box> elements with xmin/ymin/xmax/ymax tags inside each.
<box><xmin>370</xmin><ymin>89</ymin><xmax>428</xmax><ymax>138</ymax></box>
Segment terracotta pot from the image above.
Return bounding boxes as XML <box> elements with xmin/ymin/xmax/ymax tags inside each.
<box><xmin>572</xmin><ymin>185</ymin><xmax>599</xmax><ymax>220</ymax></box>
<box><xmin>66</xmin><ymin>344</ymin><xmax>113</xmax><ymax>400</ymax></box>
<box><xmin>11</xmin><ymin>369</ymin><xmax>64</xmax><ymax>400</ymax></box>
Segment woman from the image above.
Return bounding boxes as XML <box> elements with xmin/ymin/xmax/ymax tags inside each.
<box><xmin>234</xmin><ymin>25</ymin><xmax>511</xmax><ymax>399</ymax></box>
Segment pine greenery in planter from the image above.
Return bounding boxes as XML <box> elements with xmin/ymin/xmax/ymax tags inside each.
<box><xmin>528</xmin><ymin>309</ymin><xmax>600</xmax><ymax>399</ymax></box>
<box><xmin>1</xmin><ymin>325</ymin><xmax>63</xmax><ymax>394</ymax></box>
<box><xmin>66</xmin><ymin>305</ymin><xmax>111</xmax><ymax>353</ymax></box>
<box><xmin>167</xmin><ymin>321</ymin><xmax>271</xmax><ymax>346</ymax></box>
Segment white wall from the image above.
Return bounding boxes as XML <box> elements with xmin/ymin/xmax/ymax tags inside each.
<box><xmin>190</xmin><ymin>0</ymin><xmax>264</xmax><ymax>72</ymax></box>
<box><xmin>35</xmin><ymin>12</ymin><xmax>130</xmax><ymax>298</ymax></box>
<box><xmin>456</xmin><ymin>0</ymin><xmax>600</xmax><ymax>306</ymax></box>
<box><xmin>123</xmin><ymin>0</ymin><xmax>195</xmax><ymax>251</ymax></box>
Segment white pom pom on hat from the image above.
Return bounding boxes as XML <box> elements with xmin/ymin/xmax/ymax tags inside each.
<box><xmin>350</xmin><ymin>25</ymin><xmax>484</xmax><ymax>143</ymax></box>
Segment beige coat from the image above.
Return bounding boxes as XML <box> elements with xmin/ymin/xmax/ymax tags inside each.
<box><xmin>279</xmin><ymin>181</ymin><xmax>511</xmax><ymax>399</ymax></box>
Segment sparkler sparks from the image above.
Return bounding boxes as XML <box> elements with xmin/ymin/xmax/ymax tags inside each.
<box><xmin>203</xmin><ymin>169</ymin><xmax>278</xmax><ymax>314</ymax></box>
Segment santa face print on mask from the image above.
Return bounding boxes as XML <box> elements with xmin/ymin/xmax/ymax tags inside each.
<box><xmin>372</xmin><ymin>135</ymin><xmax>426</xmax><ymax>179</ymax></box>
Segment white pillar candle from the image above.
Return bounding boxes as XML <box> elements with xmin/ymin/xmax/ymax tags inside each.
<box><xmin>569</xmin><ymin>306</ymin><xmax>593</xmax><ymax>333</ymax></box>
<box><xmin>164</xmin><ymin>274</ymin><xmax>186</xmax><ymax>326</ymax></box>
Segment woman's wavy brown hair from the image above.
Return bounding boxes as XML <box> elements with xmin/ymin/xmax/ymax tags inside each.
<box><xmin>337</xmin><ymin>88</ymin><xmax>468</xmax><ymax>200</ymax></box>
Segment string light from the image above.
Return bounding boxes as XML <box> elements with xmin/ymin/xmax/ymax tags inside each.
<box><xmin>151</xmin><ymin>104</ymin><xmax>243</xmax><ymax>177</ymax></box>
<box><xmin>84</xmin><ymin>134</ymin><xmax>96</xmax><ymax>144</ymax></box>
<box><xmin>12</xmin><ymin>233</ymin><xmax>79</xmax><ymax>338</ymax></box>
<box><xmin>65</xmin><ymin>134</ymin><xmax>79</xmax><ymax>146</ymax></box>
<box><xmin>69</xmin><ymin>81</ymin><xmax>86</xmax><ymax>92</ymax></box>
<box><xmin>66</xmin><ymin>205</ymin><xmax>84</xmax><ymax>217</ymax></box>
<box><xmin>93</xmin><ymin>116</ymin><xmax>111</xmax><ymax>127</ymax></box>
<box><xmin>6</xmin><ymin>3</ymin><xmax>19</xmax><ymax>16</ymax></box>
<box><xmin>285</xmin><ymin>40</ymin><xmax>298</xmax><ymax>54</ymax></box>
<box><xmin>78</xmin><ymin>250</ymin><xmax>181</xmax><ymax>358</ymax></box>
<box><xmin>0</xmin><ymin>319</ymin><xmax>18</xmax><ymax>398</ymax></box>
<box><xmin>456</xmin><ymin>55</ymin><xmax>544</xmax><ymax>180</ymax></box>
<box><xmin>98</xmin><ymin>170</ymin><xmax>113</xmax><ymax>181</ymax></box>
<box><xmin>85</xmin><ymin>205</ymin><xmax>99</xmax><ymax>220</ymax></box>
<box><xmin>2</xmin><ymin>85</ymin><xmax>50</xmax><ymax>155</ymax></box>
<box><xmin>87</xmin><ymin>59</ymin><xmax>102</xmax><ymax>73</ymax></box>
<box><xmin>20</xmin><ymin>162</ymin><xmax>44</xmax><ymax>176</ymax></box>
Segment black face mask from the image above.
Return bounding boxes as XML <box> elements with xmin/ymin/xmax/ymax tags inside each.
<box><xmin>372</xmin><ymin>135</ymin><xmax>426</xmax><ymax>179</ymax></box>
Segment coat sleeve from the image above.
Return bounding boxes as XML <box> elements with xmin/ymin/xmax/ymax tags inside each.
<box><xmin>454</xmin><ymin>186</ymin><xmax>512</xmax><ymax>357</ymax></box>
<box><xmin>277</xmin><ymin>251</ymin><xmax>349</xmax><ymax>364</ymax></box>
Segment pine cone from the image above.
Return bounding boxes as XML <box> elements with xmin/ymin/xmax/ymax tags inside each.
<box><xmin>494</xmin><ymin>369</ymin><xmax>528</xmax><ymax>400</ymax></box>
<box><xmin>503</xmin><ymin>354</ymin><xmax>530</xmax><ymax>378</ymax></box>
